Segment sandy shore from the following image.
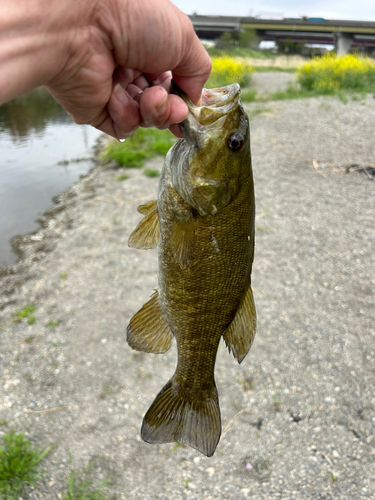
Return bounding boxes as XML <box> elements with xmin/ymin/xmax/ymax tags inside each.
<box><xmin>0</xmin><ymin>88</ymin><xmax>374</xmax><ymax>499</ymax></box>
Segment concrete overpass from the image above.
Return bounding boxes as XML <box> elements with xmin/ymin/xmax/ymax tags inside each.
<box><xmin>188</xmin><ymin>15</ymin><xmax>375</xmax><ymax>54</ymax></box>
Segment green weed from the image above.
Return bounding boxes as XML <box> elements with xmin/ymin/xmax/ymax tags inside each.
<box><xmin>24</xmin><ymin>335</ymin><xmax>36</xmax><ymax>344</ymax></box>
<box><xmin>271</xmin><ymin>396</ymin><xmax>282</xmax><ymax>412</ymax></box>
<box><xmin>46</xmin><ymin>320</ymin><xmax>60</xmax><ymax>330</ymax></box>
<box><xmin>206</xmin><ymin>47</ymin><xmax>276</xmax><ymax>60</ymax></box>
<box><xmin>102</xmin><ymin>128</ymin><xmax>174</xmax><ymax>169</ymax></box>
<box><xmin>240</xmin><ymin>88</ymin><xmax>257</xmax><ymax>102</ymax></box>
<box><xmin>114</xmin><ymin>173</ymin><xmax>129</xmax><ymax>181</ymax></box>
<box><xmin>253</xmin><ymin>66</ymin><xmax>296</xmax><ymax>73</ymax></box>
<box><xmin>63</xmin><ymin>456</ymin><xmax>112</xmax><ymax>500</ymax></box>
<box><xmin>11</xmin><ymin>305</ymin><xmax>36</xmax><ymax>323</ymax></box>
<box><xmin>169</xmin><ymin>442</ymin><xmax>182</xmax><ymax>453</ymax></box>
<box><xmin>143</xmin><ymin>168</ymin><xmax>160</xmax><ymax>178</ymax></box>
<box><xmin>248</xmin><ymin>107</ymin><xmax>272</xmax><ymax>120</ymax></box>
<box><xmin>0</xmin><ymin>431</ymin><xmax>52</xmax><ymax>499</ymax></box>
<box><xmin>330</xmin><ymin>471</ymin><xmax>338</xmax><ymax>482</ymax></box>
<box><xmin>60</xmin><ymin>272</ymin><xmax>67</xmax><ymax>279</ymax></box>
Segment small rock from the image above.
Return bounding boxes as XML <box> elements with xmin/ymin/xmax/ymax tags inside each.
<box><xmin>332</xmin><ymin>450</ymin><xmax>340</xmax><ymax>458</ymax></box>
<box><xmin>205</xmin><ymin>467</ymin><xmax>215</xmax><ymax>476</ymax></box>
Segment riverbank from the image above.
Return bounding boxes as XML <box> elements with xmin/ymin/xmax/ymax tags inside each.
<box><xmin>0</xmin><ymin>92</ymin><xmax>374</xmax><ymax>499</ymax></box>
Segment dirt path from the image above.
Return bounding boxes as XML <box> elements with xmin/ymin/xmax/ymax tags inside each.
<box><xmin>250</xmin><ymin>71</ymin><xmax>296</xmax><ymax>94</ymax></box>
<box><xmin>0</xmin><ymin>93</ymin><xmax>374</xmax><ymax>499</ymax></box>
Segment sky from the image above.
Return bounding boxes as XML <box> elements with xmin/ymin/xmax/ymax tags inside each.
<box><xmin>171</xmin><ymin>0</ymin><xmax>375</xmax><ymax>22</ymax></box>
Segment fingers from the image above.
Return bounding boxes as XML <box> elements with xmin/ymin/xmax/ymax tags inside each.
<box><xmin>97</xmin><ymin>81</ymin><xmax>188</xmax><ymax>140</ymax></box>
<box><xmin>102</xmin><ymin>83</ymin><xmax>141</xmax><ymax>139</ymax></box>
<box><xmin>139</xmin><ymin>86</ymin><xmax>188</xmax><ymax>128</ymax></box>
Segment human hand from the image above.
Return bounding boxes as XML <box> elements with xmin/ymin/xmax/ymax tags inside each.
<box><xmin>44</xmin><ymin>0</ymin><xmax>211</xmax><ymax>138</ymax></box>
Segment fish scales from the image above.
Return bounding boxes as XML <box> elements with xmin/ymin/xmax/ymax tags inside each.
<box><xmin>127</xmin><ymin>83</ymin><xmax>256</xmax><ymax>457</ymax></box>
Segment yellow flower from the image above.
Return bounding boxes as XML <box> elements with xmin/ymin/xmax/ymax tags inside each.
<box><xmin>207</xmin><ymin>57</ymin><xmax>253</xmax><ymax>88</ymax></box>
<box><xmin>297</xmin><ymin>54</ymin><xmax>375</xmax><ymax>92</ymax></box>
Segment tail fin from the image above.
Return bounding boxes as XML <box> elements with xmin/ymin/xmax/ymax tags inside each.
<box><xmin>141</xmin><ymin>377</ymin><xmax>221</xmax><ymax>457</ymax></box>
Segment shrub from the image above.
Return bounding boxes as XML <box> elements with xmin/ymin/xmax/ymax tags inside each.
<box><xmin>102</xmin><ymin>128</ymin><xmax>174</xmax><ymax>168</ymax></box>
<box><xmin>206</xmin><ymin>57</ymin><xmax>253</xmax><ymax>89</ymax></box>
<box><xmin>297</xmin><ymin>54</ymin><xmax>375</xmax><ymax>93</ymax></box>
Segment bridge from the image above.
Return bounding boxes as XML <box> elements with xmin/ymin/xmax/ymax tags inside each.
<box><xmin>188</xmin><ymin>15</ymin><xmax>375</xmax><ymax>54</ymax></box>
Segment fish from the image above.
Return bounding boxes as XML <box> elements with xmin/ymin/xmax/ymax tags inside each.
<box><xmin>126</xmin><ymin>82</ymin><xmax>256</xmax><ymax>457</ymax></box>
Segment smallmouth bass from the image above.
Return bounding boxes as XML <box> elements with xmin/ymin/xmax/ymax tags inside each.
<box><xmin>127</xmin><ymin>83</ymin><xmax>256</xmax><ymax>457</ymax></box>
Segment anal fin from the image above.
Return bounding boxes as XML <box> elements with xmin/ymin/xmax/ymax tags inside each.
<box><xmin>128</xmin><ymin>200</ymin><xmax>160</xmax><ymax>249</ymax></box>
<box><xmin>223</xmin><ymin>286</ymin><xmax>256</xmax><ymax>364</ymax></box>
<box><xmin>127</xmin><ymin>290</ymin><xmax>173</xmax><ymax>353</ymax></box>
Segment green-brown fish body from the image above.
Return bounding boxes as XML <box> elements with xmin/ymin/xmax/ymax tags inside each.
<box><xmin>127</xmin><ymin>83</ymin><xmax>256</xmax><ymax>457</ymax></box>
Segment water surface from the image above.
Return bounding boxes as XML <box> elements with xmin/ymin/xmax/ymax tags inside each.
<box><xmin>0</xmin><ymin>88</ymin><xmax>102</xmax><ymax>267</ymax></box>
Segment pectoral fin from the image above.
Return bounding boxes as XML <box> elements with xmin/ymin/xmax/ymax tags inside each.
<box><xmin>224</xmin><ymin>286</ymin><xmax>256</xmax><ymax>364</ymax></box>
<box><xmin>137</xmin><ymin>200</ymin><xmax>157</xmax><ymax>216</ymax></box>
<box><xmin>127</xmin><ymin>290</ymin><xmax>173</xmax><ymax>353</ymax></box>
<box><xmin>128</xmin><ymin>200</ymin><xmax>160</xmax><ymax>249</ymax></box>
<box><xmin>171</xmin><ymin>212</ymin><xmax>195</xmax><ymax>270</ymax></box>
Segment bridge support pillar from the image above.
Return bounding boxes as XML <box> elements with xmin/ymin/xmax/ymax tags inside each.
<box><xmin>334</xmin><ymin>33</ymin><xmax>353</xmax><ymax>55</ymax></box>
<box><xmin>250</xmin><ymin>33</ymin><xmax>264</xmax><ymax>49</ymax></box>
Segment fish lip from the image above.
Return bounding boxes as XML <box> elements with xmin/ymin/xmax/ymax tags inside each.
<box><xmin>172</xmin><ymin>81</ymin><xmax>241</xmax><ymax>116</ymax></box>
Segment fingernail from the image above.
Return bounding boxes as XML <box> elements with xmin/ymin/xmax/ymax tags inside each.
<box><xmin>113</xmin><ymin>83</ymin><xmax>129</xmax><ymax>105</ymax></box>
<box><xmin>156</xmin><ymin>90</ymin><xmax>168</xmax><ymax>110</ymax></box>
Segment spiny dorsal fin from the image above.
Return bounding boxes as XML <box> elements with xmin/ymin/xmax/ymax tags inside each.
<box><xmin>223</xmin><ymin>286</ymin><xmax>256</xmax><ymax>364</ymax></box>
<box><xmin>171</xmin><ymin>212</ymin><xmax>195</xmax><ymax>270</ymax></box>
<box><xmin>128</xmin><ymin>200</ymin><xmax>160</xmax><ymax>249</ymax></box>
<box><xmin>127</xmin><ymin>290</ymin><xmax>173</xmax><ymax>353</ymax></box>
<box><xmin>141</xmin><ymin>376</ymin><xmax>221</xmax><ymax>457</ymax></box>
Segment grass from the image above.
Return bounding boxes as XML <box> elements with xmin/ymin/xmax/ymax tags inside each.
<box><xmin>240</xmin><ymin>88</ymin><xmax>257</xmax><ymax>102</ymax></box>
<box><xmin>0</xmin><ymin>431</ymin><xmax>52</xmax><ymax>499</ymax></box>
<box><xmin>102</xmin><ymin>128</ymin><xmax>174</xmax><ymax>168</ymax></box>
<box><xmin>271</xmin><ymin>396</ymin><xmax>282</xmax><ymax>412</ymax></box>
<box><xmin>207</xmin><ymin>47</ymin><xmax>276</xmax><ymax>59</ymax></box>
<box><xmin>63</xmin><ymin>456</ymin><xmax>112</xmax><ymax>500</ymax></box>
<box><xmin>252</xmin><ymin>66</ymin><xmax>297</xmax><ymax>73</ymax></box>
<box><xmin>143</xmin><ymin>168</ymin><xmax>160</xmax><ymax>178</ymax></box>
<box><xmin>115</xmin><ymin>173</ymin><xmax>129</xmax><ymax>181</ymax></box>
<box><xmin>11</xmin><ymin>304</ymin><xmax>36</xmax><ymax>324</ymax></box>
<box><xmin>248</xmin><ymin>107</ymin><xmax>272</xmax><ymax>120</ymax></box>
<box><xmin>46</xmin><ymin>320</ymin><xmax>61</xmax><ymax>329</ymax></box>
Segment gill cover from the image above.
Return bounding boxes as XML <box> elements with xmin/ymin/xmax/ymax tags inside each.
<box><xmin>171</xmin><ymin>83</ymin><xmax>249</xmax><ymax>216</ymax></box>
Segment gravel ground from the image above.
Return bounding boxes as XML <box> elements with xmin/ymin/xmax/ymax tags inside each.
<box><xmin>250</xmin><ymin>72</ymin><xmax>296</xmax><ymax>94</ymax></box>
<box><xmin>0</xmin><ymin>89</ymin><xmax>374</xmax><ymax>499</ymax></box>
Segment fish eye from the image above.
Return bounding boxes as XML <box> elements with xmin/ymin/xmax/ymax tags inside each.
<box><xmin>227</xmin><ymin>134</ymin><xmax>244</xmax><ymax>152</ymax></box>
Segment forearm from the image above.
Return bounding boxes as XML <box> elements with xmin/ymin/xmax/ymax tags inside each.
<box><xmin>0</xmin><ymin>0</ymin><xmax>97</xmax><ymax>105</ymax></box>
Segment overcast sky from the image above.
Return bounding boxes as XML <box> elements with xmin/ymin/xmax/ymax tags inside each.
<box><xmin>171</xmin><ymin>0</ymin><xmax>375</xmax><ymax>22</ymax></box>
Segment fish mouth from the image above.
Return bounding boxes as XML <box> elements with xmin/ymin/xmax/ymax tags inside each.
<box><xmin>172</xmin><ymin>82</ymin><xmax>241</xmax><ymax>127</ymax></box>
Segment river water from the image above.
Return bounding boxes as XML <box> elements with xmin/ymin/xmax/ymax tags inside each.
<box><xmin>0</xmin><ymin>88</ymin><xmax>102</xmax><ymax>267</ymax></box>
